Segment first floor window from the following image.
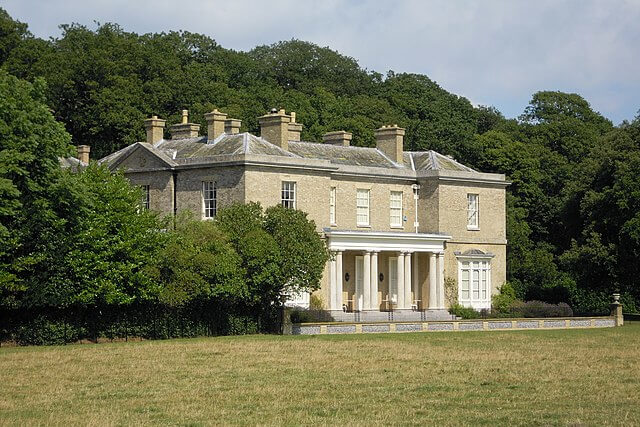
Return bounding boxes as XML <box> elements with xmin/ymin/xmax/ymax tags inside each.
<box><xmin>282</xmin><ymin>181</ymin><xmax>296</xmax><ymax>209</ymax></box>
<box><xmin>141</xmin><ymin>185</ymin><xmax>150</xmax><ymax>210</ymax></box>
<box><xmin>329</xmin><ymin>187</ymin><xmax>336</xmax><ymax>225</ymax></box>
<box><xmin>390</xmin><ymin>191</ymin><xmax>403</xmax><ymax>227</ymax></box>
<box><xmin>202</xmin><ymin>181</ymin><xmax>216</xmax><ymax>218</ymax></box>
<box><xmin>459</xmin><ymin>260</ymin><xmax>490</xmax><ymax>305</ymax></box>
<box><xmin>467</xmin><ymin>193</ymin><xmax>479</xmax><ymax>229</ymax></box>
<box><xmin>356</xmin><ymin>188</ymin><xmax>370</xmax><ymax>226</ymax></box>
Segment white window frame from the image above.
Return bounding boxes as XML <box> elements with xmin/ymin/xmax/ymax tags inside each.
<box><xmin>141</xmin><ymin>185</ymin><xmax>150</xmax><ymax>210</ymax></box>
<box><xmin>457</xmin><ymin>257</ymin><xmax>491</xmax><ymax>309</ymax></box>
<box><xmin>202</xmin><ymin>181</ymin><xmax>216</xmax><ymax>219</ymax></box>
<box><xmin>281</xmin><ymin>181</ymin><xmax>296</xmax><ymax>209</ymax></box>
<box><xmin>467</xmin><ymin>193</ymin><xmax>479</xmax><ymax>230</ymax></box>
<box><xmin>329</xmin><ymin>186</ymin><xmax>337</xmax><ymax>225</ymax></box>
<box><xmin>390</xmin><ymin>191</ymin><xmax>403</xmax><ymax>228</ymax></box>
<box><xmin>356</xmin><ymin>189</ymin><xmax>370</xmax><ymax>227</ymax></box>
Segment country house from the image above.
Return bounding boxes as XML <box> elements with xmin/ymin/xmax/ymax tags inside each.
<box><xmin>99</xmin><ymin>108</ymin><xmax>508</xmax><ymax>321</ymax></box>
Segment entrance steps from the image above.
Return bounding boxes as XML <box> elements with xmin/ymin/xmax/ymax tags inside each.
<box><xmin>326</xmin><ymin>309</ymin><xmax>456</xmax><ymax>323</ymax></box>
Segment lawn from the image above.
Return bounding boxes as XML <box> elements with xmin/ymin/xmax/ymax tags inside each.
<box><xmin>1</xmin><ymin>323</ymin><xmax>639</xmax><ymax>426</ymax></box>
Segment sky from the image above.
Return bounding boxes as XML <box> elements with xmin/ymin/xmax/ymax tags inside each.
<box><xmin>4</xmin><ymin>0</ymin><xmax>640</xmax><ymax>124</ymax></box>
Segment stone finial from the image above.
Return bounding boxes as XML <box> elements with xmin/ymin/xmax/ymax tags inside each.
<box><xmin>204</xmin><ymin>108</ymin><xmax>228</xmax><ymax>141</ymax></box>
<box><xmin>323</xmin><ymin>130</ymin><xmax>352</xmax><ymax>147</ymax></box>
<box><xmin>375</xmin><ymin>125</ymin><xmax>405</xmax><ymax>163</ymax></box>
<box><xmin>181</xmin><ymin>110</ymin><xmax>188</xmax><ymax>124</ymax></box>
<box><xmin>77</xmin><ymin>145</ymin><xmax>90</xmax><ymax>164</ymax></box>
<box><xmin>258</xmin><ymin>109</ymin><xmax>292</xmax><ymax>150</ymax></box>
<box><xmin>144</xmin><ymin>115</ymin><xmax>166</xmax><ymax>144</ymax></box>
<box><xmin>611</xmin><ymin>293</ymin><xmax>624</xmax><ymax>326</ymax></box>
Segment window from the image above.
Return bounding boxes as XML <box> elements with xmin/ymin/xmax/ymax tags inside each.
<box><xmin>390</xmin><ymin>191</ymin><xmax>403</xmax><ymax>227</ymax></box>
<box><xmin>141</xmin><ymin>185</ymin><xmax>150</xmax><ymax>210</ymax></box>
<box><xmin>467</xmin><ymin>194</ymin><xmax>479</xmax><ymax>229</ymax></box>
<box><xmin>281</xmin><ymin>181</ymin><xmax>296</xmax><ymax>209</ymax></box>
<box><xmin>459</xmin><ymin>260</ymin><xmax>490</xmax><ymax>307</ymax></box>
<box><xmin>329</xmin><ymin>187</ymin><xmax>336</xmax><ymax>225</ymax></box>
<box><xmin>356</xmin><ymin>189</ymin><xmax>370</xmax><ymax>226</ymax></box>
<box><xmin>202</xmin><ymin>181</ymin><xmax>216</xmax><ymax>218</ymax></box>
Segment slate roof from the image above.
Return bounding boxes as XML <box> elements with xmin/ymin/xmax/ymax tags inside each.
<box><xmin>100</xmin><ymin>132</ymin><xmax>479</xmax><ymax>173</ymax></box>
<box><xmin>59</xmin><ymin>156</ymin><xmax>86</xmax><ymax>171</ymax></box>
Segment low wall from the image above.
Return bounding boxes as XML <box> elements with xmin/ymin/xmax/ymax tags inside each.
<box><xmin>291</xmin><ymin>316</ymin><xmax>619</xmax><ymax>335</ymax></box>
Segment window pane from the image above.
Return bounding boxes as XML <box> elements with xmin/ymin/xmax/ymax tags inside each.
<box><xmin>329</xmin><ymin>187</ymin><xmax>336</xmax><ymax>224</ymax></box>
<box><xmin>390</xmin><ymin>191</ymin><xmax>402</xmax><ymax>226</ymax></box>
<box><xmin>356</xmin><ymin>189</ymin><xmax>370</xmax><ymax>225</ymax></box>
<box><xmin>467</xmin><ymin>194</ymin><xmax>479</xmax><ymax>228</ymax></box>
<box><xmin>281</xmin><ymin>181</ymin><xmax>296</xmax><ymax>209</ymax></box>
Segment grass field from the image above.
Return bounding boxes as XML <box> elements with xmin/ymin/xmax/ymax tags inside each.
<box><xmin>1</xmin><ymin>323</ymin><xmax>639</xmax><ymax>426</ymax></box>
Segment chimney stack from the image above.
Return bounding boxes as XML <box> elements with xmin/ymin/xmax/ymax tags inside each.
<box><xmin>144</xmin><ymin>115</ymin><xmax>166</xmax><ymax>144</ymax></box>
<box><xmin>288</xmin><ymin>112</ymin><xmax>303</xmax><ymax>142</ymax></box>
<box><xmin>323</xmin><ymin>130</ymin><xmax>352</xmax><ymax>147</ymax></box>
<box><xmin>258</xmin><ymin>108</ymin><xmax>291</xmax><ymax>150</ymax></box>
<box><xmin>77</xmin><ymin>145</ymin><xmax>90</xmax><ymax>164</ymax></box>
<box><xmin>170</xmin><ymin>110</ymin><xmax>200</xmax><ymax>140</ymax></box>
<box><xmin>375</xmin><ymin>125</ymin><xmax>405</xmax><ymax>163</ymax></box>
<box><xmin>204</xmin><ymin>109</ymin><xmax>227</xmax><ymax>141</ymax></box>
<box><xmin>224</xmin><ymin>118</ymin><xmax>242</xmax><ymax>134</ymax></box>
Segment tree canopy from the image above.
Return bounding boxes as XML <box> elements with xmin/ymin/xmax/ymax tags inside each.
<box><xmin>1</xmin><ymin>9</ymin><xmax>638</xmax><ymax>312</ymax></box>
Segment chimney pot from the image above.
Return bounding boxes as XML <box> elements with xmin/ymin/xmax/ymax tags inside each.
<box><xmin>144</xmin><ymin>115</ymin><xmax>166</xmax><ymax>144</ymax></box>
<box><xmin>323</xmin><ymin>130</ymin><xmax>352</xmax><ymax>147</ymax></box>
<box><xmin>259</xmin><ymin>109</ymin><xmax>291</xmax><ymax>150</ymax></box>
<box><xmin>375</xmin><ymin>125</ymin><xmax>405</xmax><ymax>163</ymax></box>
<box><xmin>170</xmin><ymin>110</ymin><xmax>200</xmax><ymax>139</ymax></box>
<box><xmin>224</xmin><ymin>118</ymin><xmax>242</xmax><ymax>134</ymax></box>
<box><xmin>77</xmin><ymin>145</ymin><xmax>90</xmax><ymax>164</ymax></box>
<box><xmin>204</xmin><ymin>109</ymin><xmax>228</xmax><ymax>140</ymax></box>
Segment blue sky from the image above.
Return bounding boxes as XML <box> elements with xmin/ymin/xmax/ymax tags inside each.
<box><xmin>4</xmin><ymin>0</ymin><xmax>640</xmax><ymax>124</ymax></box>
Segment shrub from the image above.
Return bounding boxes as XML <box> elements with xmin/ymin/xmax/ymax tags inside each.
<box><xmin>444</xmin><ymin>277</ymin><xmax>458</xmax><ymax>306</ymax></box>
<box><xmin>509</xmin><ymin>300</ymin><xmax>573</xmax><ymax>318</ymax></box>
<box><xmin>449</xmin><ymin>303</ymin><xmax>481</xmax><ymax>319</ymax></box>
<box><xmin>309</xmin><ymin>294</ymin><xmax>324</xmax><ymax>310</ymax></box>
<box><xmin>492</xmin><ymin>282</ymin><xmax>522</xmax><ymax>315</ymax></box>
<box><xmin>15</xmin><ymin>316</ymin><xmax>83</xmax><ymax>346</ymax></box>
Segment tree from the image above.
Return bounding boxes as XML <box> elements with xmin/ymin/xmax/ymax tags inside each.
<box><xmin>0</xmin><ymin>70</ymin><xmax>73</xmax><ymax>306</ymax></box>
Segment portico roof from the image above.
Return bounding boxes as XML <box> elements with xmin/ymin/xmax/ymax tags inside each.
<box><xmin>324</xmin><ymin>229</ymin><xmax>452</xmax><ymax>252</ymax></box>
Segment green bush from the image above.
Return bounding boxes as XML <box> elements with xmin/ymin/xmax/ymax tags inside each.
<box><xmin>492</xmin><ymin>282</ymin><xmax>522</xmax><ymax>315</ymax></box>
<box><xmin>15</xmin><ymin>316</ymin><xmax>83</xmax><ymax>346</ymax></box>
<box><xmin>509</xmin><ymin>300</ymin><xmax>573</xmax><ymax>318</ymax></box>
<box><xmin>448</xmin><ymin>303</ymin><xmax>481</xmax><ymax>319</ymax></box>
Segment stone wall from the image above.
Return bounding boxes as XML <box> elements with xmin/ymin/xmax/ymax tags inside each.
<box><xmin>291</xmin><ymin>316</ymin><xmax>618</xmax><ymax>335</ymax></box>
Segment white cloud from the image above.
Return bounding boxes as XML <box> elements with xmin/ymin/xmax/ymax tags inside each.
<box><xmin>4</xmin><ymin>0</ymin><xmax>640</xmax><ymax>123</ymax></box>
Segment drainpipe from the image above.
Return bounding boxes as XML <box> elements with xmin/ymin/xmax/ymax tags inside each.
<box><xmin>412</xmin><ymin>184</ymin><xmax>420</xmax><ymax>233</ymax></box>
<box><xmin>172</xmin><ymin>171</ymin><xmax>178</xmax><ymax>220</ymax></box>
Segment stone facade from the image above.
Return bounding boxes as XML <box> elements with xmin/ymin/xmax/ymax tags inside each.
<box><xmin>100</xmin><ymin>108</ymin><xmax>508</xmax><ymax>316</ymax></box>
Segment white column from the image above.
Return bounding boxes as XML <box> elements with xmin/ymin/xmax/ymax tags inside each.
<box><xmin>363</xmin><ymin>251</ymin><xmax>371</xmax><ymax>310</ymax></box>
<box><xmin>329</xmin><ymin>256</ymin><xmax>337</xmax><ymax>310</ymax></box>
<box><xmin>397</xmin><ymin>252</ymin><xmax>405</xmax><ymax>309</ymax></box>
<box><xmin>404</xmin><ymin>251</ymin><xmax>412</xmax><ymax>309</ymax></box>
<box><xmin>336</xmin><ymin>251</ymin><xmax>343</xmax><ymax>310</ymax></box>
<box><xmin>437</xmin><ymin>252</ymin><xmax>445</xmax><ymax>309</ymax></box>
<box><xmin>412</xmin><ymin>252</ymin><xmax>419</xmax><ymax>309</ymax></box>
<box><xmin>370</xmin><ymin>251</ymin><xmax>379</xmax><ymax>310</ymax></box>
<box><xmin>428</xmin><ymin>252</ymin><xmax>437</xmax><ymax>309</ymax></box>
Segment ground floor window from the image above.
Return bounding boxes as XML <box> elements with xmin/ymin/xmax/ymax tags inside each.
<box><xmin>458</xmin><ymin>259</ymin><xmax>491</xmax><ymax>308</ymax></box>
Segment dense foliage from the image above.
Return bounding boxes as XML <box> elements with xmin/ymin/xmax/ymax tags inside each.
<box><xmin>1</xmin><ymin>9</ymin><xmax>639</xmax><ymax>314</ymax></box>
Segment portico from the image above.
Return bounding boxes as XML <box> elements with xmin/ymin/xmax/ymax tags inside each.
<box><xmin>325</xmin><ymin>230</ymin><xmax>451</xmax><ymax>317</ymax></box>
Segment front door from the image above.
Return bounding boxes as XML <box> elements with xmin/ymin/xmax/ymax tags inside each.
<box><xmin>355</xmin><ymin>256</ymin><xmax>364</xmax><ymax>311</ymax></box>
<box><xmin>389</xmin><ymin>257</ymin><xmax>398</xmax><ymax>305</ymax></box>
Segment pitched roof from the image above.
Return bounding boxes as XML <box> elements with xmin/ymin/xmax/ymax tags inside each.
<box><xmin>100</xmin><ymin>132</ymin><xmax>481</xmax><ymax>174</ymax></box>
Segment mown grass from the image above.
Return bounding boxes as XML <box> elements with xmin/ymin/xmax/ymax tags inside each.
<box><xmin>1</xmin><ymin>323</ymin><xmax>639</xmax><ymax>426</ymax></box>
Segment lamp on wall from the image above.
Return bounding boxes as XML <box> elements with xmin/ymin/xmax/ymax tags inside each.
<box><xmin>379</xmin><ymin>273</ymin><xmax>384</xmax><ymax>282</ymax></box>
<box><xmin>344</xmin><ymin>272</ymin><xmax>350</xmax><ymax>282</ymax></box>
